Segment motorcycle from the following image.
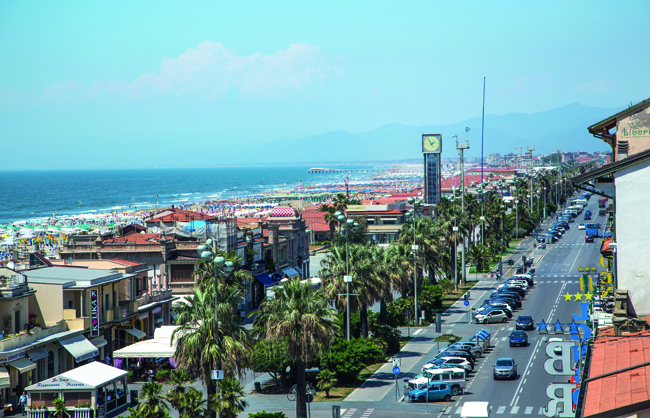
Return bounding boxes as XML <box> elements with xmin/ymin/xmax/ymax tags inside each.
<box><xmin>539</xmin><ymin>243</ymin><xmax>546</xmax><ymax>249</ymax></box>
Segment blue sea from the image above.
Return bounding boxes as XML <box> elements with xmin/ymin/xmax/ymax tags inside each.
<box><xmin>0</xmin><ymin>165</ymin><xmax>382</xmax><ymax>225</ymax></box>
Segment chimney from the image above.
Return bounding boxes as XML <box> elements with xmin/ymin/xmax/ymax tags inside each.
<box><xmin>617</xmin><ymin>140</ymin><xmax>629</xmax><ymax>160</ymax></box>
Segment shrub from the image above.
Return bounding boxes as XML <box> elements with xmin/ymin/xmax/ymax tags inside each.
<box><xmin>372</xmin><ymin>325</ymin><xmax>401</xmax><ymax>354</ymax></box>
<box><xmin>322</xmin><ymin>337</ymin><xmax>384</xmax><ymax>383</ymax></box>
<box><xmin>155</xmin><ymin>369</ymin><xmax>170</xmax><ymax>381</ymax></box>
<box><xmin>247</xmin><ymin>412</ymin><xmax>288</xmax><ymax>418</ymax></box>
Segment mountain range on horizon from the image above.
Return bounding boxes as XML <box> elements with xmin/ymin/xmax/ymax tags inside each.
<box><xmin>259</xmin><ymin>102</ymin><xmax>621</xmax><ymax>165</ymax></box>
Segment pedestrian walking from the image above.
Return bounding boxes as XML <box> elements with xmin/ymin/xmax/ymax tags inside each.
<box><xmin>240</xmin><ymin>309</ymin><xmax>246</xmax><ymax>323</ymax></box>
<box><xmin>20</xmin><ymin>392</ymin><xmax>27</xmax><ymax>415</ymax></box>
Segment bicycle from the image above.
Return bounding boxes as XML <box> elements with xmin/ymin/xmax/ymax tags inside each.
<box><xmin>287</xmin><ymin>383</ymin><xmax>317</xmax><ymax>401</ymax></box>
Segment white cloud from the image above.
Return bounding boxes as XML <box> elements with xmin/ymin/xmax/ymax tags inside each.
<box><xmin>1</xmin><ymin>41</ymin><xmax>343</xmax><ymax>104</ymax></box>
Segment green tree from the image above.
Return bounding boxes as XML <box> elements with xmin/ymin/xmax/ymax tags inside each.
<box><xmin>249</xmin><ymin>338</ymin><xmax>293</xmax><ymax>389</ymax></box>
<box><xmin>316</xmin><ymin>369</ymin><xmax>338</xmax><ymax>398</ymax></box>
<box><xmin>165</xmin><ymin>369</ymin><xmax>193</xmax><ymax>411</ymax></box>
<box><xmin>137</xmin><ymin>382</ymin><xmax>169</xmax><ymax>418</ymax></box>
<box><xmin>319</xmin><ymin>204</ymin><xmax>338</xmax><ymax>244</ymax></box>
<box><xmin>467</xmin><ymin>245</ymin><xmax>492</xmax><ymax>272</ymax></box>
<box><xmin>213</xmin><ymin>378</ymin><xmax>248</xmax><ymax>418</ymax></box>
<box><xmin>253</xmin><ymin>279</ymin><xmax>337</xmax><ymax>418</ymax></box>
<box><xmin>176</xmin><ymin>387</ymin><xmax>208</xmax><ymax>418</ymax></box>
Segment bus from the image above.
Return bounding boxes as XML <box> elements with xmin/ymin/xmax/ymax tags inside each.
<box><xmin>585</xmin><ymin>222</ymin><xmax>600</xmax><ymax>237</ymax></box>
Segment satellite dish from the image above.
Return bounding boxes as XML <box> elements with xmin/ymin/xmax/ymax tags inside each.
<box><xmin>152</xmin><ymin>226</ymin><xmax>159</xmax><ymax>233</ymax></box>
<box><xmin>100</xmin><ymin>228</ymin><xmax>108</xmax><ymax>235</ymax></box>
<box><xmin>67</xmin><ymin>257</ymin><xmax>73</xmax><ymax>265</ymax></box>
<box><xmin>7</xmin><ymin>262</ymin><xmax>15</xmax><ymax>269</ymax></box>
<box><xmin>140</xmin><ymin>231</ymin><xmax>145</xmax><ymax>234</ymax></box>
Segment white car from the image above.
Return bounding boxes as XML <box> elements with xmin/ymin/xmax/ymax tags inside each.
<box><xmin>475</xmin><ymin>309</ymin><xmax>509</xmax><ymax>324</ymax></box>
<box><xmin>423</xmin><ymin>357</ymin><xmax>473</xmax><ymax>372</ymax></box>
<box><xmin>578</xmin><ymin>223</ymin><xmax>586</xmax><ymax>230</ymax></box>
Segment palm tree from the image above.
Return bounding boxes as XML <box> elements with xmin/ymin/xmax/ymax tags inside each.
<box><xmin>176</xmin><ymin>387</ymin><xmax>209</xmax><ymax>418</ymax></box>
<box><xmin>316</xmin><ymin>369</ymin><xmax>338</xmax><ymax>398</ymax></box>
<box><xmin>137</xmin><ymin>382</ymin><xmax>169</xmax><ymax>418</ymax></box>
<box><xmin>253</xmin><ymin>278</ymin><xmax>337</xmax><ymax>418</ymax></box>
<box><xmin>466</xmin><ymin>245</ymin><xmax>491</xmax><ymax>273</ymax></box>
<box><xmin>172</xmin><ymin>284</ymin><xmax>252</xmax><ymax>418</ymax></box>
<box><xmin>319</xmin><ymin>204</ymin><xmax>338</xmax><ymax>243</ymax></box>
<box><xmin>52</xmin><ymin>397</ymin><xmax>69</xmax><ymax>418</ymax></box>
<box><xmin>165</xmin><ymin>369</ymin><xmax>193</xmax><ymax>411</ymax></box>
<box><xmin>212</xmin><ymin>378</ymin><xmax>248</xmax><ymax>418</ymax></box>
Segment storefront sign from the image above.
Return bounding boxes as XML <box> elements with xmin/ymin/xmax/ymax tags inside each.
<box><xmin>90</xmin><ymin>289</ymin><xmax>99</xmax><ymax>337</ymax></box>
<box><xmin>34</xmin><ymin>377</ymin><xmax>90</xmax><ymax>389</ymax></box>
<box><xmin>116</xmin><ymin>325</ymin><xmax>134</xmax><ymax>330</ymax></box>
<box><xmin>0</xmin><ymin>350</ymin><xmax>25</xmax><ymax>363</ymax></box>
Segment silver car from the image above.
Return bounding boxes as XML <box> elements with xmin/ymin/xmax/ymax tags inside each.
<box><xmin>493</xmin><ymin>358</ymin><xmax>517</xmax><ymax>380</ymax></box>
<box><xmin>474</xmin><ymin>309</ymin><xmax>508</xmax><ymax>324</ymax></box>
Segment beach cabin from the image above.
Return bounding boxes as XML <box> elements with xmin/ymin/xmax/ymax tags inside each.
<box><xmin>25</xmin><ymin>361</ymin><xmax>128</xmax><ymax>418</ymax></box>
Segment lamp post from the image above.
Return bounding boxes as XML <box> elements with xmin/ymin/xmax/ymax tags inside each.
<box><xmin>543</xmin><ymin>187</ymin><xmax>547</xmax><ymax>219</ymax></box>
<box><xmin>407</xmin><ymin>197</ymin><xmax>422</xmax><ymax>325</ymax></box>
<box><xmin>197</xmin><ymin>239</ymin><xmax>234</xmax><ymax>418</ymax></box>
<box><xmin>515</xmin><ymin>200</ymin><xmax>519</xmax><ymax>239</ymax></box>
<box><xmin>450</xmin><ymin>194</ymin><xmax>459</xmax><ymax>290</ymax></box>
<box><xmin>335</xmin><ymin>211</ymin><xmax>359</xmax><ymax>340</ymax></box>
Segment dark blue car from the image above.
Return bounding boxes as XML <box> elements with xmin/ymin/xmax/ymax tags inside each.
<box><xmin>509</xmin><ymin>330</ymin><xmax>528</xmax><ymax>347</ymax></box>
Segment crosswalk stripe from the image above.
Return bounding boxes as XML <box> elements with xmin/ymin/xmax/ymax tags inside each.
<box><xmin>539</xmin><ymin>407</ymin><xmax>544</xmax><ymax>415</ymax></box>
<box><xmin>510</xmin><ymin>406</ymin><xmax>519</xmax><ymax>414</ymax></box>
<box><xmin>554</xmin><ymin>281</ymin><xmax>558</xmax><ymax>283</ymax></box>
<box><xmin>456</xmin><ymin>406</ymin><xmax>463</xmax><ymax>414</ymax></box>
<box><xmin>524</xmin><ymin>406</ymin><xmax>533</xmax><ymax>414</ymax></box>
<box><xmin>501</xmin><ymin>337</ymin><xmax>507</xmax><ymax>341</ymax></box>
<box><xmin>496</xmin><ymin>406</ymin><xmax>506</xmax><ymax>414</ymax></box>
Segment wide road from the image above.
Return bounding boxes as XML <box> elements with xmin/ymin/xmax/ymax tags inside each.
<box><xmin>444</xmin><ymin>195</ymin><xmax>605</xmax><ymax>417</ymax></box>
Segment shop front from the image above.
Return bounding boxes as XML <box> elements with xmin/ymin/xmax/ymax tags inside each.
<box><xmin>25</xmin><ymin>362</ymin><xmax>128</xmax><ymax>418</ymax></box>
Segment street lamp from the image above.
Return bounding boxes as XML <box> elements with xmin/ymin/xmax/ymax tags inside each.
<box><xmin>515</xmin><ymin>200</ymin><xmax>520</xmax><ymax>239</ymax></box>
<box><xmin>336</xmin><ymin>212</ymin><xmax>359</xmax><ymax>340</ymax></box>
<box><xmin>450</xmin><ymin>194</ymin><xmax>459</xmax><ymax>290</ymax></box>
<box><xmin>543</xmin><ymin>187</ymin><xmax>547</xmax><ymax>219</ymax></box>
<box><xmin>197</xmin><ymin>239</ymin><xmax>234</xmax><ymax>417</ymax></box>
<box><xmin>407</xmin><ymin>197</ymin><xmax>423</xmax><ymax>325</ymax></box>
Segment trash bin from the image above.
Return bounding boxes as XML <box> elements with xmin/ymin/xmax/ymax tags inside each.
<box><xmin>254</xmin><ymin>382</ymin><xmax>261</xmax><ymax>393</ymax></box>
<box><xmin>448</xmin><ymin>337</ymin><xmax>456</xmax><ymax>346</ymax></box>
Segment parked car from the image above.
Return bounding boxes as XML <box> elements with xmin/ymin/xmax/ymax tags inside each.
<box><xmin>515</xmin><ymin>315</ymin><xmax>534</xmax><ymax>330</ymax></box>
<box><xmin>407</xmin><ymin>368</ymin><xmax>466</xmax><ymax>396</ymax></box>
<box><xmin>509</xmin><ymin>330</ymin><xmax>528</xmax><ymax>347</ymax></box>
<box><xmin>475</xmin><ymin>309</ymin><xmax>509</xmax><ymax>324</ymax></box>
<box><xmin>409</xmin><ymin>382</ymin><xmax>453</xmax><ymax>403</ymax></box>
<box><xmin>435</xmin><ymin>349</ymin><xmax>476</xmax><ymax>364</ymax></box>
<box><xmin>491</xmin><ymin>296</ymin><xmax>522</xmax><ymax>309</ymax></box>
<box><xmin>493</xmin><ymin>358</ymin><xmax>517</xmax><ymax>380</ymax></box>
<box><xmin>476</xmin><ymin>305</ymin><xmax>513</xmax><ymax>319</ymax></box>
<box><xmin>424</xmin><ymin>357</ymin><xmax>473</xmax><ymax>372</ymax></box>
<box><xmin>445</xmin><ymin>342</ymin><xmax>483</xmax><ymax>357</ymax></box>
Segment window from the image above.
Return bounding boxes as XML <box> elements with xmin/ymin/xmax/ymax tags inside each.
<box><xmin>58</xmin><ymin>348</ymin><xmax>63</xmax><ymax>373</ymax></box>
<box><xmin>430</xmin><ymin>384</ymin><xmax>439</xmax><ymax>391</ymax></box>
<box><xmin>451</xmin><ymin>372</ymin><xmax>464</xmax><ymax>379</ymax></box>
<box><xmin>63</xmin><ymin>392</ymin><xmax>91</xmax><ymax>407</ymax></box>
<box><xmin>31</xmin><ymin>392</ymin><xmax>59</xmax><ymax>407</ymax></box>
<box><xmin>105</xmin><ymin>294</ymin><xmax>111</xmax><ymax>310</ymax></box>
<box><xmin>47</xmin><ymin>351</ymin><xmax>55</xmax><ymax>378</ymax></box>
<box><xmin>441</xmin><ymin>373</ymin><xmax>450</xmax><ymax>380</ymax></box>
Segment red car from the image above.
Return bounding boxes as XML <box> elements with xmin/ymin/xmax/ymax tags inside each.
<box><xmin>585</xmin><ymin>235</ymin><xmax>594</xmax><ymax>243</ymax></box>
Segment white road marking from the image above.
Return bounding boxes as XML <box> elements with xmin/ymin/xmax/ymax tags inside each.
<box><xmin>510</xmin><ymin>406</ymin><xmax>520</xmax><ymax>414</ymax></box>
<box><xmin>413</xmin><ymin>328</ymin><xmax>423</xmax><ymax>335</ymax></box>
<box><xmin>553</xmin><ymin>280</ymin><xmax>558</xmax><ymax>283</ymax></box>
<box><xmin>496</xmin><ymin>406</ymin><xmax>506</xmax><ymax>414</ymax></box>
<box><xmin>501</xmin><ymin>337</ymin><xmax>507</xmax><ymax>341</ymax></box>
<box><xmin>510</xmin><ymin>338</ymin><xmax>543</xmax><ymax>407</ymax></box>
<box><xmin>524</xmin><ymin>406</ymin><xmax>533</xmax><ymax>414</ymax></box>
<box><xmin>455</xmin><ymin>406</ymin><xmax>463</xmax><ymax>414</ymax></box>
<box><xmin>539</xmin><ymin>407</ymin><xmax>544</xmax><ymax>415</ymax></box>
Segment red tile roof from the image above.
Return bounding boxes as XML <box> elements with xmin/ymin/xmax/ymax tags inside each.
<box><xmin>583</xmin><ymin>330</ymin><xmax>650</xmax><ymax>417</ymax></box>
<box><xmin>302</xmin><ymin>205</ymin><xmax>334</xmax><ymax>232</ymax></box>
<box><xmin>145</xmin><ymin>208</ymin><xmax>213</xmax><ymax>223</ymax></box>
<box><xmin>109</xmin><ymin>258</ymin><xmax>143</xmax><ymax>267</ymax></box>
<box><xmin>347</xmin><ymin>209</ymin><xmax>406</xmax><ymax>215</ymax></box>
<box><xmin>237</xmin><ymin>218</ymin><xmax>262</xmax><ymax>226</ymax></box>
<box><xmin>103</xmin><ymin>233</ymin><xmax>161</xmax><ymax>244</ymax></box>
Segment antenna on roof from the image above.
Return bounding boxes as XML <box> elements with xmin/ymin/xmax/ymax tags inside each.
<box><xmin>152</xmin><ymin>226</ymin><xmax>159</xmax><ymax>233</ymax></box>
<box><xmin>66</xmin><ymin>257</ymin><xmax>73</xmax><ymax>265</ymax></box>
<box><xmin>7</xmin><ymin>261</ymin><xmax>15</xmax><ymax>269</ymax></box>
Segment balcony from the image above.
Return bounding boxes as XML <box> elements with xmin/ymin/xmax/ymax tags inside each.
<box><xmin>114</xmin><ymin>301</ymin><xmax>139</xmax><ymax>321</ymax></box>
<box><xmin>101</xmin><ymin>309</ymin><xmax>114</xmax><ymax>324</ymax></box>
<box><xmin>63</xmin><ymin>309</ymin><xmax>90</xmax><ymax>330</ymax></box>
<box><xmin>0</xmin><ymin>320</ymin><xmax>68</xmax><ymax>352</ymax></box>
<box><xmin>0</xmin><ymin>273</ymin><xmax>26</xmax><ymax>288</ymax></box>
<box><xmin>136</xmin><ymin>289</ymin><xmax>173</xmax><ymax>307</ymax></box>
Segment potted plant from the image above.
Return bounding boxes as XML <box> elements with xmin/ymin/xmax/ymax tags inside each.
<box><xmin>127</xmin><ymin>370</ymin><xmax>134</xmax><ymax>384</ymax></box>
<box><xmin>52</xmin><ymin>397</ymin><xmax>69</xmax><ymax>418</ymax></box>
<box><xmin>155</xmin><ymin>369</ymin><xmax>170</xmax><ymax>382</ymax></box>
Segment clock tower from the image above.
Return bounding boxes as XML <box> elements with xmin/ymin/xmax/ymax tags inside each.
<box><xmin>422</xmin><ymin>134</ymin><xmax>442</xmax><ymax>204</ymax></box>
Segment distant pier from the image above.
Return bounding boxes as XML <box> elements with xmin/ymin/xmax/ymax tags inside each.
<box><xmin>308</xmin><ymin>167</ymin><xmax>381</xmax><ymax>174</ymax></box>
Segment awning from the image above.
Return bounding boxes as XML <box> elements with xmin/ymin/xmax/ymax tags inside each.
<box><xmin>125</xmin><ymin>328</ymin><xmax>146</xmax><ymax>340</ymax></box>
<box><xmin>152</xmin><ymin>307</ymin><xmax>162</xmax><ymax>314</ymax></box>
<box><xmin>0</xmin><ymin>366</ymin><xmax>9</xmax><ymax>389</ymax></box>
<box><xmin>113</xmin><ymin>339</ymin><xmax>176</xmax><ymax>358</ymax></box>
<box><xmin>294</xmin><ymin>266</ymin><xmax>303</xmax><ymax>276</ymax></box>
<box><xmin>9</xmin><ymin>357</ymin><xmax>36</xmax><ymax>374</ymax></box>
<box><xmin>27</xmin><ymin>347</ymin><xmax>49</xmax><ymax>361</ymax></box>
<box><xmin>139</xmin><ymin>312</ymin><xmax>150</xmax><ymax>320</ymax></box>
<box><xmin>90</xmin><ymin>337</ymin><xmax>107</xmax><ymax>348</ymax></box>
<box><xmin>381</xmin><ymin>217</ymin><xmax>397</xmax><ymax>221</ymax></box>
<box><xmin>155</xmin><ymin>318</ymin><xmax>164</xmax><ymax>324</ymax></box>
<box><xmin>282</xmin><ymin>267</ymin><xmax>300</xmax><ymax>278</ymax></box>
<box><xmin>59</xmin><ymin>335</ymin><xmax>99</xmax><ymax>363</ymax></box>
<box><xmin>26</xmin><ymin>362</ymin><xmax>127</xmax><ymax>391</ymax></box>
<box><xmin>255</xmin><ymin>272</ymin><xmax>276</xmax><ymax>287</ymax></box>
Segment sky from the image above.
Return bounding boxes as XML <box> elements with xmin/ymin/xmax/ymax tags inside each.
<box><xmin>1</xmin><ymin>1</ymin><xmax>650</xmax><ymax>170</ymax></box>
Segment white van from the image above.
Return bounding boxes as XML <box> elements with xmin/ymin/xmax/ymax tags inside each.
<box><xmin>461</xmin><ymin>401</ymin><xmax>491</xmax><ymax>417</ymax></box>
<box><xmin>408</xmin><ymin>367</ymin><xmax>466</xmax><ymax>396</ymax></box>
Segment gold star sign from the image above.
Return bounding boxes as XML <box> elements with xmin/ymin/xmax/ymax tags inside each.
<box><xmin>578</xmin><ymin>267</ymin><xmax>583</xmax><ymax>272</ymax></box>
<box><xmin>564</xmin><ymin>292</ymin><xmax>573</xmax><ymax>301</ymax></box>
<box><xmin>583</xmin><ymin>292</ymin><xmax>593</xmax><ymax>300</ymax></box>
<box><xmin>573</xmin><ymin>292</ymin><xmax>583</xmax><ymax>301</ymax></box>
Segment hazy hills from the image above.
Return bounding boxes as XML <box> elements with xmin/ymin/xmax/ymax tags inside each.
<box><xmin>262</xmin><ymin>102</ymin><xmax>620</xmax><ymax>164</ymax></box>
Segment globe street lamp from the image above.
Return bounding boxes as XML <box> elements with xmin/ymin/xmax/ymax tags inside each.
<box><xmin>336</xmin><ymin>212</ymin><xmax>359</xmax><ymax>340</ymax></box>
<box><xmin>197</xmin><ymin>239</ymin><xmax>234</xmax><ymax>417</ymax></box>
<box><xmin>543</xmin><ymin>187</ymin><xmax>547</xmax><ymax>219</ymax></box>
<box><xmin>407</xmin><ymin>197</ymin><xmax>423</xmax><ymax>325</ymax></box>
<box><xmin>450</xmin><ymin>194</ymin><xmax>459</xmax><ymax>290</ymax></box>
<box><xmin>515</xmin><ymin>200</ymin><xmax>520</xmax><ymax>239</ymax></box>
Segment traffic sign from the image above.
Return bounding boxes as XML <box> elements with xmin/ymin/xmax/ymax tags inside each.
<box><xmin>211</xmin><ymin>370</ymin><xmax>224</xmax><ymax>380</ymax></box>
<box><xmin>392</xmin><ymin>357</ymin><xmax>401</xmax><ymax>367</ymax></box>
<box><xmin>464</xmin><ymin>300</ymin><xmax>470</xmax><ymax>306</ymax></box>
<box><xmin>306</xmin><ymin>393</ymin><xmax>313</xmax><ymax>403</ymax></box>
<box><xmin>392</xmin><ymin>366</ymin><xmax>400</xmax><ymax>375</ymax></box>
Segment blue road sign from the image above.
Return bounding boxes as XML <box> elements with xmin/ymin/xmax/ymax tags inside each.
<box><xmin>464</xmin><ymin>300</ymin><xmax>470</xmax><ymax>306</ymax></box>
<box><xmin>392</xmin><ymin>366</ymin><xmax>400</xmax><ymax>375</ymax></box>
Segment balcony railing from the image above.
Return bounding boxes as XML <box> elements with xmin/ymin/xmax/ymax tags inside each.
<box><xmin>0</xmin><ymin>320</ymin><xmax>67</xmax><ymax>352</ymax></box>
<box><xmin>0</xmin><ymin>274</ymin><xmax>26</xmax><ymax>288</ymax></box>
<box><xmin>137</xmin><ymin>289</ymin><xmax>173</xmax><ymax>306</ymax></box>
<box><xmin>114</xmin><ymin>301</ymin><xmax>139</xmax><ymax>321</ymax></box>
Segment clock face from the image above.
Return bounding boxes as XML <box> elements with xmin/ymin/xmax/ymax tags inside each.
<box><xmin>423</xmin><ymin>135</ymin><xmax>441</xmax><ymax>153</ymax></box>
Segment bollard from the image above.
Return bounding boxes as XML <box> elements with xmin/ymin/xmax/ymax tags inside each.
<box><xmin>254</xmin><ymin>381</ymin><xmax>261</xmax><ymax>393</ymax></box>
<box><xmin>332</xmin><ymin>405</ymin><xmax>341</xmax><ymax>418</ymax></box>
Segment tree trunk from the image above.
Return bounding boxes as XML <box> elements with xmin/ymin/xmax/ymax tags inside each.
<box><xmin>208</xmin><ymin>380</ymin><xmax>217</xmax><ymax>418</ymax></box>
<box><xmin>379</xmin><ymin>299</ymin><xmax>387</xmax><ymax>326</ymax></box>
<box><xmin>360</xmin><ymin>303</ymin><xmax>369</xmax><ymax>339</ymax></box>
<box><xmin>295</xmin><ymin>359</ymin><xmax>307</xmax><ymax>418</ymax></box>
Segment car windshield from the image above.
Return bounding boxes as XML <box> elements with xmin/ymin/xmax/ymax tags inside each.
<box><xmin>511</xmin><ymin>331</ymin><xmax>525</xmax><ymax>337</ymax></box>
<box><xmin>434</xmin><ymin>359</ymin><xmax>445</xmax><ymax>364</ymax></box>
<box><xmin>496</xmin><ymin>359</ymin><xmax>513</xmax><ymax>366</ymax></box>
<box><xmin>518</xmin><ymin>316</ymin><xmax>531</xmax><ymax>322</ymax></box>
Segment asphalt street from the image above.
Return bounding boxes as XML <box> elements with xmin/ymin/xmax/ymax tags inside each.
<box><xmin>238</xmin><ymin>195</ymin><xmax>605</xmax><ymax>418</ymax></box>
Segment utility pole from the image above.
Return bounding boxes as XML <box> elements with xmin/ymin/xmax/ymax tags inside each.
<box><xmin>557</xmin><ymin>149</ymin><xmax>562</xmax><ymax>204</ymax></box>
<box><xmin>527</xmin><ymin>146</ymin><xmax>535</xmax><ymax>210</ymax></box>
<box><xmin>456</xmin><ymin>133</ymin><xmax>470</xmax><ymax>286</ymax></box>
